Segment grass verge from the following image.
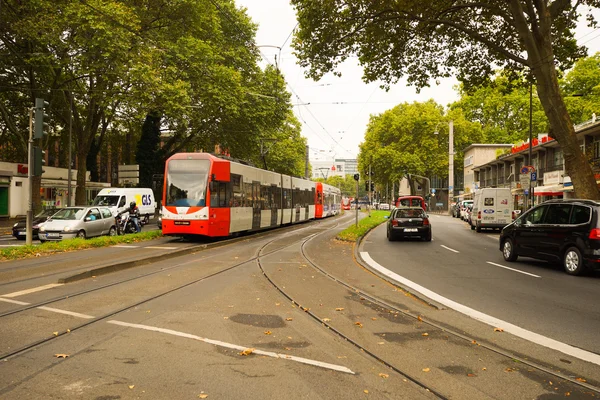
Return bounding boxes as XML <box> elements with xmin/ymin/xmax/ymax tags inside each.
<box><xmin>337</xmin><ymin>210</ymin><xmax>391</xmax><ymax>242</ymax></box>
<box><xmin>0</xmin><ymin>230</ymin><xmax>164</xmax><ymax>262</ymax></box>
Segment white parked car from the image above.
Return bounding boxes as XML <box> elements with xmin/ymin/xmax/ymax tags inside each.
<box><xmin>39</xmin><ymin>206</ymin><xmax>117</xmax><ymax>242</ymax></box>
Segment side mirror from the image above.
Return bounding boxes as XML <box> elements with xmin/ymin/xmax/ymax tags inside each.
<box><xmin>384</xmin><ymin>215</ymin><xmax>389</xmax><ymax>219</ymax></box>
<box><xmin>209</xmin><ymin>181</ymin><xmax>215</xmax><ymax>191</ymax></box>
<box><xmin>84</xmin><ymin>217</ymin><xmax>91</xmax><ymax>222</ymax></box>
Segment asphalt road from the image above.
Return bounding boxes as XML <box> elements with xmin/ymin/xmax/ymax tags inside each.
<box><xmin>362</xmin><ymin>213</ymin><xmax>600</xmax><ymax>356</ymax></box>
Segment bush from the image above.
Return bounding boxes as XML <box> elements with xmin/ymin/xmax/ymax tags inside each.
<box><xmin>337</xmin><ymin>210</ymin><xmax>390</xmax><ymax>242</ymax></box>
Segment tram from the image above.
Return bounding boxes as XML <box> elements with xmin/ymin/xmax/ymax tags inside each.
<box><xmin>161</xmin><ymin>153</ymin><xmax>341</xmax><ymax>237</ymax></box>
<box><xmin>341</xmin><ymin>197</ymin><xmax>352</xmax><ymax>211</ymax></box>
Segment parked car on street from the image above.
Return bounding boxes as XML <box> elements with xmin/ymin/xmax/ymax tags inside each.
<box><xmin>465</xmin><ymin>204</ymin><xmax>473</xmax><ymax>226</ymax></box>
<box><xmin>12</xmin><ymin>208</ymin><xmax>59</xmax><ymax>240</ymax></box>
<box><xmin>387</xmin><ymin>206</ymin><xmax>432</xmax><ymax>241</ymax></box>
<box><xmin>460</xmin><ymin>200</ymin><xmax>473</xmax><ymax>221</ymax></box>
<box><xmin>499</xmin><ymin>199</ymin><xmax>600</xmax><ymax>275</ymax></box>
<box><xmin>38</xmin><ymin>206</ymin><xmax>117</xmax><ymax>242</ymax></box>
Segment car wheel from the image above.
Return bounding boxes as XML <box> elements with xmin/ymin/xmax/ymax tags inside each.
<box><xmin>76</xmin><ymin>230</ymin><xmax>86</xmax><ymax>239</ymax></box>
<box><xmin>470</xmin><ymin>223</ymin><xmax>475</xmax><ymax>230</ymax></box>
<box><xmin>424</xmin><ymin>231</ymin><xmax>432</xmax><ymax>242</ymax></box>
<box><xmin>109</xmin><ymin>226</ymin><xmax>116</xmax><ymax>236</ymax></box>
<box><xmin>564</xmin><ymin>246</ymin><xmax>586</xmax><ymax>276</ymax></box>
<box><xmin>387</xmin><ymin>228</ymin><xmax>395</xmax><ymax>241</ymax></box>
<box><xmin>502</xmin><ymin>238</ymin><xmax>518</xmax><ymax>262</ymax></box>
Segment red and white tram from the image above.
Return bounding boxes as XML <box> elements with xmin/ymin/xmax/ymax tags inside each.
<box><xmin>161</xmin><ymin>153</ymin><xmax>341</xmax><ymax>237</ymax></box>
<box><xmin>341</xmin><ymin>197</ymin><xmax>352</xmax><ymax>211</ymax></box>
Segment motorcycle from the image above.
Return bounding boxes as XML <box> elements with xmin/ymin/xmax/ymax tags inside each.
<box><xmin>115</xmin><ymin>211</ymin><xmax>142</xmax><ymax>235</ymax></box>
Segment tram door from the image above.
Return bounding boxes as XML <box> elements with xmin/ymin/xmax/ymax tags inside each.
<box><xmin>252</xmin><ymin>181</ymin><xmax>261</xmax><ymax>230</ymax></box>
<box><xmin>270</xmin><ymin>185</ymin><xmax>278</xmax><ymax>227</ymax></box>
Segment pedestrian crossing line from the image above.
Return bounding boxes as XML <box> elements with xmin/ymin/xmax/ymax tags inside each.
<box><xmin>0</xmin><ymin>297</ymin><xmax>29</xmax><ymax>305</ymax></box>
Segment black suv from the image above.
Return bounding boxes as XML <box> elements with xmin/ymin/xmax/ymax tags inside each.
<box><xmin>499</xmin><ymin>199</ymin><xmax>600</xmax><ymax>275</ymax></box>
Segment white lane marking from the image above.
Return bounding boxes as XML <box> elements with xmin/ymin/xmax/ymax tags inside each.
<box><xmin>144</xmin><ymin>246</ymin><xmax>178</xmax><ymax>250</ymax></box>
<box><xmin>0</xmin><ymin>297</ymin><xmax>30</xmax><ymax>305</ymax></box>
<box><xmin>360</xmin><ymin>251</ymin><xmax>600</xmax><ymax>366</ymax></box>
<box><xmin>112</xmin><ymin>245</ymin><xmax>139</xmax><ymax>248</ymax></box>
<box><xmin>2</xmin><ymin>283</ymin><xmax>64</xmax><ymax>298</ymax></box>
<box><xmin>486</xmin><ymin>261</ymin><xmax>541</xmax><ymax>278</ymax></box>
<box><xmin>37</xmin><ymin>306</ymin><xmax>94</xmax><ymax>319</ymax></box>
<box><xmin>107</xmin><ymin>320</ymin><xmax>354</xmax><ymax>374</ymax></box>
<box><xmin>440</xmin><ymin>245</ymin><xmax>459</xmax><ymax>253</ymax></box>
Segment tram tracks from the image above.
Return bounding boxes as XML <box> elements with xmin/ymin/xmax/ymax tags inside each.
<box><xmin>0</xmin><ymin>219</ymin><xmax>342</xmax><ymax>362</ymax></box>
<box><xmin>256</xmin><ymin>219</ymin><xmax>600</xmax><ymax>398</ymax></box>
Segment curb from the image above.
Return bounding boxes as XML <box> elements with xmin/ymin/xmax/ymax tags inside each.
<box><xmin>57</xmin><ymin>219</ymin><xmax>325</xmax><ymax>284</ymax></box>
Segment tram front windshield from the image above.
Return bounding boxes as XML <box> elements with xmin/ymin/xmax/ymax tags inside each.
<box><xmin>166</xmin><ymin>159</ymin><xmax>210</xmax><ymax>207</ymax></box>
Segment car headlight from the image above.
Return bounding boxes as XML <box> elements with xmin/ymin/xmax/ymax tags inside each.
<box><xmin>63</xmin><ymin>226</ymin><xmax>71</xmax><ymax>232</ymax></box>
<box><xmin>39</xmin><ymin>226</ymin><xmax>46</xmax><ymax>232</ymax></box>
<box><xmin>13</xmin><ymin>223</ymin><xmax>18</xmax><ymax>228</ymax></box>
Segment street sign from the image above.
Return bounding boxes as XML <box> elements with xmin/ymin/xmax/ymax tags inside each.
<box><xmin>520</xmin><ymin>174</ymin><xmax>530</xmax><ymax>187</ymax></box>
<box><xmin>531</xmin><ymin>172</ymin><xmax>537</xmax><ymax>181</ymax></box>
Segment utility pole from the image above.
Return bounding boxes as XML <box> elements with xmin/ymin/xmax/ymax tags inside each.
<box><xmin>368</xmin><ymin>165</ymin><xmax>372</xmax><ymax>216</ymax></box>
<box><xmin>448</xmin><ymin>120</ymin><xmax>454</xmax><ymax>214</ymax></box>
<box><xmin>26</xmin><ymin>108</ymin><xmax>34</xmax><ymax>246</ymax></box>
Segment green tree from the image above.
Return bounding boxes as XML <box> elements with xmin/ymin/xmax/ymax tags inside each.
<box><xmin>561</xmin><ymin>53</ymin><xmax>600</xmax><ymax>124</ymax></box>
<box><xmin>357</xmin><ymin>101</ymin><xmax>483</xmax><ymax>191</ymax></box>
<box><xmin>136</xmin><ymin>113</ymin><xmax>162</xmax><ymax>189</ymax></box>
<box><xmin>292</xmin><ymin>1</ymin><xmax>600</xmax><ymax>199</ymax></box>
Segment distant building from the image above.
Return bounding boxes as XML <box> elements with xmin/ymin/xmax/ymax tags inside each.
<box><xmin>310</xmin><ymin>158</ymin><xmax>358</xmax><ymax>179</ymax></box>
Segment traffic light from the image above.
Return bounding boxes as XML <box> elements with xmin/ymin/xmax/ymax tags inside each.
<box><xmin>353</xmin><ymin>173</ymin><xmax>360</xmax><ymax>181</ymax></box>
<box><xmin>33</xmin><ymin>98</ymin><xmax>49</xmax><ymax>140</ymax></box>
<box><xmin>33</xmin><ymin>146</ymin><xmax>45</xmax><ymax>176</ymax></box>
<box><xmin>365</xmin><ymin>182</ymin><xmax>369</xmax><ymax>191</ymax></box>
<box><xmin>370</xmin><ymin>182</ymin><xmax>375</xmax><ymax>191</ymax></box>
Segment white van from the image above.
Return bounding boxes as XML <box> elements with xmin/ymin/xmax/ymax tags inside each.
<box><xmin>470</xmin><ymin>188</ymin><xmax>512</xmax><ymax>232</ymax></box>
<box><xmin>92</xmin><ymin>188</ymin><xmax>157</xmax><ymax>224</ymax></box>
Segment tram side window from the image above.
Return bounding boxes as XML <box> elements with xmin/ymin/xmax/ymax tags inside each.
<box><xmin>274</xmin><ymin>186</ymin><xmax>282</xmax><ymax>209</ymax></box>
<box><xmin>231</xmin><ymin>174</ymin><xmax>243</xmax><ymax>207</ymax></box>
<box><xmin>283</xmin><ymin>189</ymin><xmax>291</xmax><ymax>209</ymax></box>
<box><xmin>210</xmin><ymin>182</ymin><xmax>230</xmax><ymax>208</ymax></box>
<box><xmin>262</xmin><ymin>185</ymin><xmax>270</xmax><ymax>210</ymax></box>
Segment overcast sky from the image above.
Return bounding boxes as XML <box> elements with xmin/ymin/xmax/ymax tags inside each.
<box><xmin>236</xmin><ymin>1</ymin><xmax>600</xmax><ymax>161</ymax></box>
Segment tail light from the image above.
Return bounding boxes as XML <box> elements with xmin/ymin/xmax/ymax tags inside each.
<box><xmin>391</xmin><ymin>219</ymin><xmax>398</xmax><ymax>227</ymax></box>
<box><xmin>589</xmin><ymin>228</ymin><xmax>600</xmax><ymax>240</ymax></box>
<box><xmin>477</xmin><ymin>211</ymin><xmax>481</xmax><ymax>220</ymax></box>
<box><xmin>422</xmin><ymin>218</ymin><xmax>430</xmax><ymax>226</ymax></box>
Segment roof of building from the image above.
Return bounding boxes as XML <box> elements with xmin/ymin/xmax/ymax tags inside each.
<box><xmin>462</xmin><ymin>143</ymin><xmax>513</xmax><ymax>152</ymax></box>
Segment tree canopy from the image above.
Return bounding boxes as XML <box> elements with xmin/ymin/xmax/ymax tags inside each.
<box><xmin>291</xmin><ymin>0</ymin><xmax>600</xmax><ymax>199</ymax></box>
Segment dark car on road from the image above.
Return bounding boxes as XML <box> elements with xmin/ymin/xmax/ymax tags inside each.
<box><xmin>499</xmin><ymin>199</ymin><xmax>600</xmax><ymax>276</ymax></box>
<box><xmin>387</xmin><ymin>206</ymin><xmax>432</xmax><ymax>241</ymax></box>
<box><xmin>12</xmin><ymin>208</ymin><xmax>59</xmax><ymax>240</ymax></box>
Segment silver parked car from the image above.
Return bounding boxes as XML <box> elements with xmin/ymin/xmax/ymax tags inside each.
<box><xmin>39</xmin><ymin>206</ymin><xmax>117</xmax><ymax>242</ymax></box>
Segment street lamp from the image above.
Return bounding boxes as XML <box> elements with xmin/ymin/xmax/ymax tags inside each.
<box><xmin>434</xmin><ymin>120</ymin><xmax>454</xmax><ymax>214</ymax></box>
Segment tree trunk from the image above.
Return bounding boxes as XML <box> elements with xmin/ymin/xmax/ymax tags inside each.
<box><xmin>75</xmin><ymin>148</ymin><xmax>87</xmax><ymax>206</ymax></box>
<box><xmin>532</xmin><ymin>58</ymin><xmax>600</xmax><ymax>200</ymax></box>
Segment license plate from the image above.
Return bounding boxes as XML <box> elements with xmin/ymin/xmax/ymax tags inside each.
<box><xmin>404</xmin><ymin>228</ymin><xmax>418</xmax><ymax>232</ymax></box>
<box><xmin>18</xmin><ymin>231</ymin><xmax>25</xmax><ymax>236</ymax></box>
<box><xmin>47</xmin><ymin>233</ymin><xmax>60</xmax><ymax>238</ymax></box>
<box><xmin>174</xmin><ymin>221</ymin><xmax>190</xmax><ymax>225</ymax></box>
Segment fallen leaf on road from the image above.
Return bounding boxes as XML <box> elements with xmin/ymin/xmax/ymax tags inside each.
<box><xmin>371</xmin><ymin>317</ymin><xmax>377</xmax><ymax>321</ymax></box>
<box><xmin>505</xmin><ymin>368</ymin><xmax>513</xmax><ymax>372</ymax></box>
<box><xmin>198</xmin><ymin>394</ymin><xmax>208</xmax><ymax>399</ymax></box>
<box><xmin>54</xmin><ymin>354</ymin><xmax>69</xmax><ymax>358</ymax></box>
<box><xmin>335</xmin><ymin>308</ymin><xmax>344</xmax><ymax>311</ymax></box>
<box><xmin>264</xmin><ymin>330</ymin><xmax>272</xmax><ymax>335</ymax></box>
<box><xmin>322</xmin><ymin>318</ymin><xmax>331</xmax><ymax>322</ymax></box>
<box><xmin>223</xmin><ymin>317</ymin><xmax>229</xmax><ymax>319</ymax></box>
<box><xmin>53</xmin><ymin>332</ymin><xmax>58</xmax><ymax>336</ymax></box>
<box><xmin>471</xmin><ymin>340</ymin><xmax>478</xmax><ymax>345</ymax></box>
<box><xmin>417</xmin><ymin>315</ymin><xmax>423</xmax><ymax>322</ymax></box>
<box><xmin>275</xmin><ymin>303</ymin><xmax>280</xmax><ymax>306</ymax></box>
<box><xmin>239</xmin><ymin>348</ymin><xmax>255</xmax><ymax>356</ymax></box>
<box><xmin>482</xmin><ymin>367</ymin><xmax>487</xmax><ymax>371</ymax></box>
<box><xmin>66</xmin><ymin>329</ymin><xmax>71</xmax><ymax>333</ymax></box>
<box><xmin>422</xmin><ymin>333</ymin><xmax>429</xmax><ymax>336</ymax></box>
<box><xmin>129</xmin><ymin>385</ymin><xmax>135</xmax><ymax>389</ymax></box>
<box><xmin>364</xmin><ymin>390</ymin><xmax>369</xmax><ymax>394</ymax></box>
<box><xmin>422</xmin><ymin>368</ymin><xmax>430</xmax><ymax>372</ymax></box>
<box><xmin>467</xmin><ymin>373</ymin><xmax>476</xmax><ymax>377</ymax></box>
<box><xmin>285</xmin><ymin>318</ymin><xmax>293</xmax><ymax>321</ymax></box>
<box><xmin>575</xmin><ymin>377</ymin><xmax>587</xmax><ymax>383</ymax></box>
<box><xmin>355</xmin><ymin>322</ymin><xmax>363</xmax><ymax>328</ymax></box>
<box><xmin>377</xmin><ymin>342</ymin><xmax>385</xmax><ymax>345</ymax></box>
<box><xmin>379</xmin><ymin>373</ymin><xmax>389</xmax><ymax>378</ymax></box>
<box><xmin>494</xmin><ymin>327</ymin><xmax>504</xmax><ymax>332</ymax></box>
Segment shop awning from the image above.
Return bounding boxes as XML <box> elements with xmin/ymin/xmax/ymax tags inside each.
<box><xmin>533</xmin><ymin>184</ymin><xmax>563</xmax><ymax>196</ymax></box>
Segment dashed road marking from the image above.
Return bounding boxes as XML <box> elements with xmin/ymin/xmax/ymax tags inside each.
<box><xmin>440</xmin><ymin>245</ymin><xmax>459</xmax><ymax>253</ymax></box>
<box><xmin>1</xmin><ymin>283</ymin><xmax>64</xmax><ymax>298</ymax></box>
<box><xmin>0</xmin><ymin>297</ymin><xmax>29</xmax><ymax>305</ymax></box>
<box><xmin>486</xmin><ymin>261</ymin><xmax>541</xmax><ymax>278</ymax></box>
<box><xmin>112</xmin><ymin>245</ymin><xmax>139</xmax><ymax>248</ymax></box>
<box><xmin>107</xmin><ymin>320</ymin><xmax>355</xmax><ymax>374</ymax></box>
<box><xmin>37</xmin><ymin>306</ymin><xmax>94</xmax><ymax>319</ymax></box>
